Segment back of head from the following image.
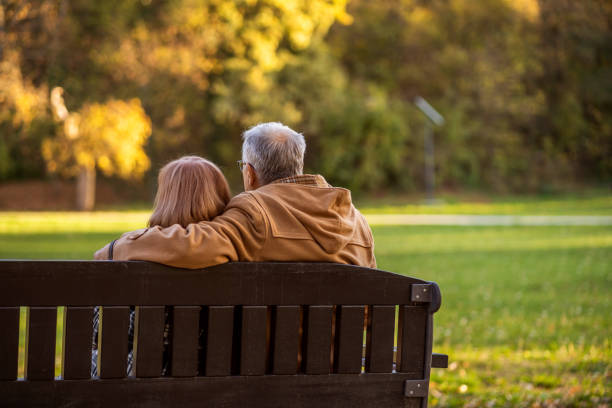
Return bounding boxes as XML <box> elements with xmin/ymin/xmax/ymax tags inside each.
<box><xmin>242</xmin><ymin>122</ymin><xmax>306</xmax><ymax>185</ymax></box>
<box><xmin>149</xmin><ymin>156</ymin><xmax>231</xmax><ymax>228</ymax></box>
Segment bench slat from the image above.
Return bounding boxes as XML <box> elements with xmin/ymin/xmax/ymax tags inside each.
<box><xmin>334</xmin><ymin>305</ymin><xmax>365</xmax><ymax>374</ymax></box>
<box><xmin>0</xmin><ymin>262</ymin><xmax>427</xmax><ymax>307</ymax></box>
<box><xmin>0</xmin><ymin>373</ymin><xmax>423</xmax><ymax>408</ymax></box>
<box><xmin>397</xmin><ymin>306</ymin><xmax>427</xmax><ymax>373</ymax></box>
<box><xmin>204</xmin><ymin>306</ymin><xmax>234</xmax><ymax>376</ymax></box>
<box><xmin>366</xmin><ymin>305</ymin><xmax>395</xmax><ymax>373</ymax></box>
<box><xmin>304</xmin><ymin>305</ymin><xmax>333</xmax><ymax>374</ymax></box>
<box><xmin>134</xmin><ymin>306</ymin><xmax>165</xmax><ymax>378</ymax></box>
<box><xmin>26</xmin><ymin>307</ymin><xmax>56</xmax><ymax>380</ymax></box>
<box><xmin>271</xmin><ymin>306</ymin><xmax>299</xmax><ymax>375</ymax></box>
<box><xmin>240</xmin><ymin>306</ymin><xmax>267</xmax><ymax>375</ymax></box>
<box><xmin>0</xmin><ymin>307</ymin><xmax>20</xmax><ymax>380</ymax></box>
<box><xmin>170</xmin><ymin>306</ymin><xmax>200</xmax><ymax>377</ymax></box>
<box><xmin>99</xmin><ymin>306</ymin><xmax>129</xmax><ymax>379</ymax></box>
<box><xmin>63</xmin><ymin>307</ymin><xmax>93</xmax><ymax>379</ymax></box>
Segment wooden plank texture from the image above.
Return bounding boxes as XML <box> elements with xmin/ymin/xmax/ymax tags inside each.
<box><xmin>134</xmin><ymin>306</ymin><xmax>165</xmax><ymax>378</ymax></box>
<box><xmin>271</xmin><ymin>306</ymin><xmax>300</xmax><ymax>374</ymax></box>
<box><xmin>397</xmin><ymin>306</ymin><xmax>428</xmax><ymax>373</ymax></box>
<box><xmin>0</xmin><ymin>261</ymin><xmax>425</xmax><ymax>306</ymax></box>
<box><xmin>0</xmin><ymin>261</ymin><xmax>441</xmax><ymax>408</ymax></box>
<box><xmin>99</xmin><ymin>306</ymin><xmax>129</xmax><ymax>379</ymax></box>
<box><xmin>240</xmin><ymin>306</ymin><xmax>267</xmax><ymax>375</ymax></box>
<box><xmin>334</xmin><ymin>305</ymin><xmax>365</xmax><ymax>374</ymax></box>
<box><xmin>26</xmin><ymin>307</ymin><xmax>56</xmax><ymax>380</ymax></box>
<box><xmin>366</xmin><ymin>305</ymin><xmax>396</xmax><ymax>373</ymax></box>
<box><xmin>204</xmin><ymin>306</ymin><xmax>234</xmax><ymax>376</ymax></box>
<box><xmin>0</xmin><ymin>372</ymin><xmax>423</xmax><ymax>408</ymax></box>
<box><xmin>432</xmin><ymin>352</ymin><xmax>448</xmax><ymax>368</ymax></box>
<box><xmin>170</xmin><ymin>306</ymin><xmax>200</xmax><ymax>377</ymax></box>
<box><xmin>0</xmin><ymin>307</ymin><xmax>20</xmax><ymax>380</ymax></box>
<box><xmin>304</xmin><ymin>305</ymin><xmax>333</xmax><ymax>374</ymax></box>
<box><xmin>63</xmin><ymin>307</ymin><xmax>93</xmax><ymax>379</ymax></box>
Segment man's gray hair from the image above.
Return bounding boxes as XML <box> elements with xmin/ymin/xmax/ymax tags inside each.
<box><xmin>242</xmin><ymin>122</ymin><xmax>306</xmax><ymax>185</ymax></box>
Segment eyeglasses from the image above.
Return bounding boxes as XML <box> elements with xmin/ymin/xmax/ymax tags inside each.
<box><xmin>237</xmin><ymin>160</ymin><xmax>249</xmax><ymax>172</ymax></box>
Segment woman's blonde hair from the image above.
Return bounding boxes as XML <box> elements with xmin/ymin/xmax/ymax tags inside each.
<box><xmin>148</xmin><ymin>156</ymin><xmax>231</xmax><ymax>228</ymax></box>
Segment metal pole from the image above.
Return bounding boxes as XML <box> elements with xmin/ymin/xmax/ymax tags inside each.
<box><xmin>413</xmin><ymin>96</ymin><xmax>443</xmax><ymax>205</ymax></box>
<box><xmin>424</xmin><ymin>122</ymin><xmax>435</xmax><ymax>203</ymax></box>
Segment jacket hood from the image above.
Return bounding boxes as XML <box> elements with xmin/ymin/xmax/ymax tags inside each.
<box><xmin>248</xmin><ymin>175</ymin><xmax>371</xmax><ymax>254</ymax></box>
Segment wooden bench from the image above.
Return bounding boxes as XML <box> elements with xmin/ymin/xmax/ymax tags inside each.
<box><xmin>0</xmin><ymin>260</ymin><xmax>448</xmax><ymax>407</ymax></box>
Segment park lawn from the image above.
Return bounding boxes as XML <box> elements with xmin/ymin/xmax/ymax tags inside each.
<box><xmin>0</xmin><ymin>212</ymin><xmax>610</xmax><ymax>407</ymax></box>
<box><xmin>374</xmin><ymin>225</ymin><xmax>611</xmax><ymax>407</ymax></box>
<box><xmin>357</xmin><ymin>191</ymin><xmax>612</xmax><ymax>215</ymax></box>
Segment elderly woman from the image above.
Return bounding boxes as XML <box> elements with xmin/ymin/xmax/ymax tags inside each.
<box><xmin>92</xmin><ymin>156</ymin><xmax>231</xmax><ymax>376</ymax></box>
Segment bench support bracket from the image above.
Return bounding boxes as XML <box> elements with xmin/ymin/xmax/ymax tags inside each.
<box><xmin>404</xmin><ymin>380</ymin><xmax>429</xmax><ymax>397</ymax></box>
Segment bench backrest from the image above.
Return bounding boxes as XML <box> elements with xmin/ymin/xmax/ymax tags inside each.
<box><xmin>0</xmin><ymin>260</ymin><xmax>443</xmax><ymax>408</ymax></box>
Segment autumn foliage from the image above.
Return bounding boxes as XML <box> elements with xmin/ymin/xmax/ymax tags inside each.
<box><xmin>1</xmin><ymin>0</ymin><xmax>610</xmax><ymax>201</ymax></box>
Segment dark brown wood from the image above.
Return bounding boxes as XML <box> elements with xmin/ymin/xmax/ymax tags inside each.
<box><xmin>0</xmin><ymin>307</ymin><xmax>20</xmax><ymax>380</ymax></box>
<box><xmin>0</xmin><ymin>261</ymin><xmax>424</xmax><ymax>306</ymax></box>
<box><xmin>63</xmin><ymin>307</ymin><xmax>93</xmax><ymax>380</ymax></box>
<box><xmin>0</xmin><ymin>372</ymin><xmax>422</xmax><ymax>408</ymax></box>
<box><xmin>431</xmin><ymin>353</ymin><xmax>448</xmax><ymax>368</ymax></box>
<box><xmin>334</xmin><ymin>305</ymin><xmax>365</xmax><ymax>374</ymax></box>
<box><xmin>204</xmin><ymin>306</ymin><xmax>234</xmax><ymax>376</ymax></box>
<box><xmin>134</xmin><ymin>306</ymin><xmax>165</xmax><ymax>378</ymax></box>
<box><xmin>170</xmin><ymin>306</ymin><xmax>200</xmax><ymax>377</ymax></box>
<box><xmin>0</xmin><ymin>261</ymin><xmax>443</xmax><ymax>408</ymax></box>
<box><xmin>26</xmin><ymin>307</ymin><xmax>57</xmax><ymax>380</ymax></box>
<box><xmin>420</xmin><ymin>314</ymin><xmax>435</xmax><ymax>408</ymax></box>
<box><xmin>304</xmin><ymin>305</ymin><xmax>333</xmax><ymax>374</ymax></box>
<box><xmin>239</xmin><ymin>306</ymin><xmax>267</xmax><ymax>375</ymax></box>
<box><xmin>99</xmin><ymin>306</ymin><xmax>130</xmax><ymax>379</ymax></box>
<box><xmin>366</xmin><ymin>305</ymin><xmax>396</xmax><ymax>373</ymax></box>
<box><xmin>404</xmin><ymin>380</ymin><xmax>429</xmax><ymax>397</ymax></box>
<box><xmin>410</xmin><ymin>284</ymin><xmax>432</xmax><ymax>303</ymax></box>
<box><xmin>271</xmin><ymin>305</ymin><xmax>300</xmax><ymax>374</ymax></box>
<box><xmin>397</xmin><ymin>306</ymin><xmax>427</xmax><ymax>373</ymax></box>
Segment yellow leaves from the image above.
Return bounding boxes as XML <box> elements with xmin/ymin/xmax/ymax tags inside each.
<box><xmin>90</xmin><ymin>0</ymin><xmax>351</xmax><ymax>110</ymax></box>
<box><xmin>407</xmin><ymin>6</ymin><xmax>433</xmax><ymax>25</ymax></box>
<box><xmin>0</xmin><ymin>57</ymin><xmax>48</xmax><ymax>127</ymax></box>
<box><xmin>43</xmin><ymin>92</ymin><xmax>152</xmax><ymax>181</ymax></box>
<box><xmin>217</xmin><ymin>1</ymin><xmax>244</xmax><ymax>28</ymax></box>
<box><xmin>333</xmin><ymin>1</ymin><xmax>353</xmax><ymax>26</ymax></box>
<box><xmin>505</xmin><ymin>0</ymin><xmax>539</xmax><ymax>22</ymax></box>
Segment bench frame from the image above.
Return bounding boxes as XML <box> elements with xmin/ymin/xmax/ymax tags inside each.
<box><xmin>0</xmin><ymin>260</ymin><xmax>447</xmax><ymax>408</ymax></box>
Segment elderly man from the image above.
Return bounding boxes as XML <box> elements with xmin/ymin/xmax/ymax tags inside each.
<box><xmin>95</xmin><ymin>122</ymin><xmax>376</xmax><ymax>268</ymax></box>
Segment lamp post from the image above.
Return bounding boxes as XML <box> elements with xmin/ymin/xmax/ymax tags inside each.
<box><xmin>414</xmin><ymin>96</ymin><xmax>445</xmax><ymax>204</ymax></box>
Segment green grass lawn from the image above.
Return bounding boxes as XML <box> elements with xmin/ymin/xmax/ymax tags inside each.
<box><xmin>0</xmin><ymin>210</ymin><xmax>610</xmax><ymax>407</ymax></box>
<box><xmin>357</xmin><ymin>190</ymin><xmax>612</xmax><ymax>215</ymax></box>
<box><xmin>374</xmin><ymin>225</ymin><xmax>611</xmax><ymax>407</ymax></box>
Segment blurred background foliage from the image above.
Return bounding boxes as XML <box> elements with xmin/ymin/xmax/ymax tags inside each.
<box><xmin>1</xmin><ymin>0</ymin><xmax>610</xmax><ymax>197</ymax></box>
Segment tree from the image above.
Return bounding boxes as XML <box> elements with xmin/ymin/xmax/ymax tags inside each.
<box><xmin>43</xmin><ymin>87</ymin><xmax>151</xmax><ymax>210</ymax></box>
<box><xmin>3</xmin><ymin>0</ymin><xmax>610</xmax><ymax>196</ymax></box>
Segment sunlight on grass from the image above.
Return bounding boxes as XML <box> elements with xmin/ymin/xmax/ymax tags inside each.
<box><xmin>17</xmin><ymin>307</ymin><xmax>27</xmax><ymax>379</ymax></box>
<box><xmin>429</xmin><ymin>344</ymin><xmax>611</xmax><ymax>407</ymax></box>
<box><xmin>359</xmin><ymin>194</ymin><xmax>612</xmax><ymax>215</ymax></box>
<box><xmin>0</xmin><ymin>211</ymin><xmax>150</xmax><ymax>234</ymax></box>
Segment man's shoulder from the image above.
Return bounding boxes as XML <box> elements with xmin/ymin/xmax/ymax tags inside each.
<box><xmin>226</xmin><ymin>191</ymin><xmax>260</xmax><ymax>210</ymax></box>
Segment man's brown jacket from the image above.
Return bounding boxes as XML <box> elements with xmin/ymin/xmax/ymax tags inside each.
<box><xmin>100</xmin><ymin>175</ymin><xmax>376</xmax><ymax>269</ymax></box>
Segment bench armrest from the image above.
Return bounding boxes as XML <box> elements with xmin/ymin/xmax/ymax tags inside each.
<box><xmin>431</xmin><ymin>353</ymin><xmax>448</xmax><ymax>368</ymax></box>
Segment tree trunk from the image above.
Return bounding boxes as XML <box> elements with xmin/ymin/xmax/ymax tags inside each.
<box><xmin>76</xmin><ymin>165</ymin><xmax>96</xmax><ymax>211</ymax></box>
